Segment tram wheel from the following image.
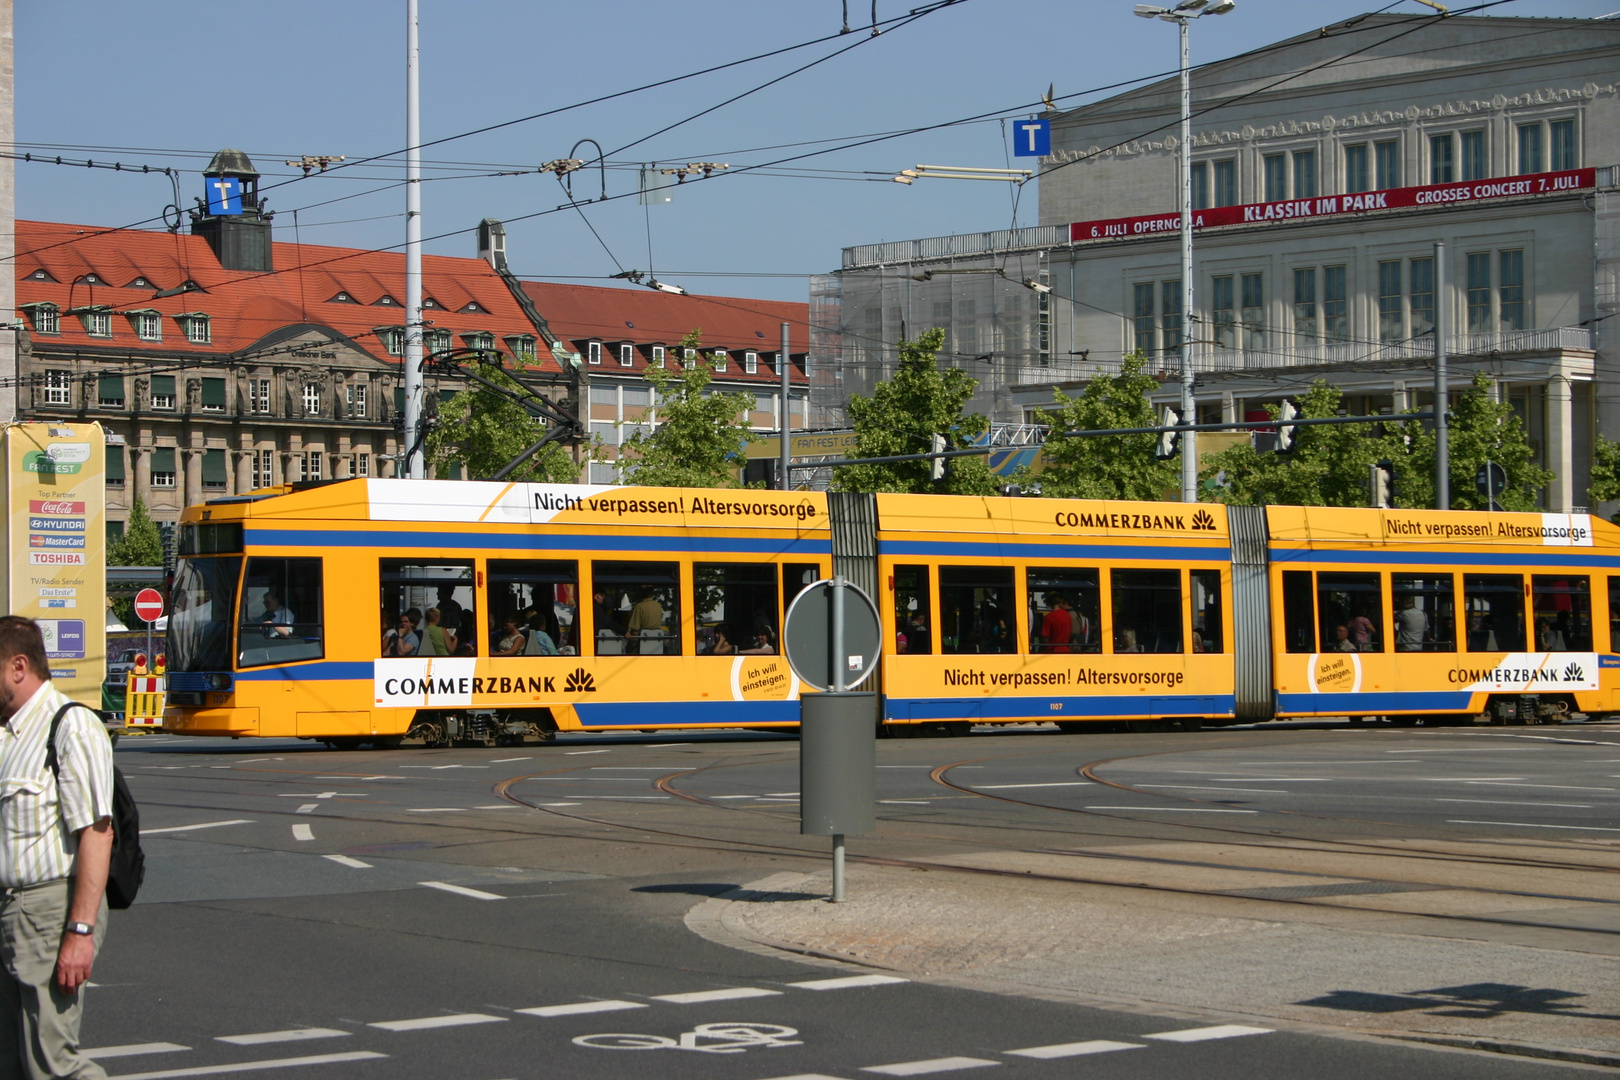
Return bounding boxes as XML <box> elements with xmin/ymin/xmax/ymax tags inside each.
<box><xmin>1055</xmin><ymin>721</ymin><xmax>1088</xmax><ymax>734</ymax></box>
<box><xmin>943</xmin><ymin>721</ymin><xmax>971</xmax><ymax>737</ymax></box>
<box><xmin>372</xmin><ymin>737</ymin><xmax>404</xmax><ymax>750</ymax></box>
<box><xmin>328</xmin><ymin>737</ymin><xmax>363</xmax><ymax>750</ymax></box>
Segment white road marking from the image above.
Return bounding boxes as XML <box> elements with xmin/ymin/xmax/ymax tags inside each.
<box><xmin>315</xmin><ymin>776</ymin><xmax>404</xmax><ymax>781</ymax></box>
<box><xmin>368</xmin><ymin>1014</ymin><xmax>506</xmax><ymax>1032</ymax></box>
<box><xmin>516</xmin><ymin>1000</ymin><xmax>647</xmax><ymax>1018</ymax></box>
<box><xmin>84</xmin><ymin>1043</ymin><xmax>190</xmax><ymax>1059</ymax></box>
<box><xmin>591</xmin><ymin>767</ymin><xmax>693</xmax><ymax>771</ymax></box>
<box><xmin>1088</xmin><ymin>806</ymin><xmax>1258</xmax><ymax>813</ymax></box>
<box><xmin>712</xmin><ymin>795</ymin><xmax>758</xmax><ymax>799</ymax></box>
<box><xmin>491</xmin><ymin>757</ymin><xmax>532</xmax><ymax>763</ymax></box>
<box><xmin>233</xmin><ymin>758</ymin><xmax>277</xmax><ymax>764</ymax></box>
<box><xmin>1386</xmin><ymin>748</ymin><xmax>1505</xmax><ymax>753</ymax></box>
<box><xmin>278</xmin><ymin>793</ymin><xmax>366</xmax><ymax>799</ymax></box>
<box><xmin>789</xmin><ymin>975</ymin><xmax>909</xmax><ymax>990</ymax></box>
<box><xmin>216</xmin><ymin>1029</ymin><xmax>348</xmax><ymax>1046</ymax></box>
<box><xmin>141</xmin><ymin>820</ymin><xmax>252</xmax><ymax>836</ymax></box>
<box><xmin>294</xmin><ymin>805</ymin><xmax>318</xmax><ymax>815</ymax></box>
<box><xmin>766</xmin><ymin>792</ymin><xmax>800</xmax><ymax>797</ymax></box>
<box><xmin>1436</xmin><ymin>798</ymin><xmax>1594</xmax><ymax>808</ymax></box>
<box><xmin>756</xmin><ymin>1075</ymin><xmax>848</xmax><ymax>1080</ymax></box>
<box><xmin>1143</xmin><ymin>1025</ymin><xmax>1273</xmax><ymax>1042</ymax></box>
<box><xmin>291</xmin><ymin>825</ymin><xmax>314</xmax><ymax>841</ymax></box>
<box><xmin>1448</xmin><ymin>819</ymin><xmax>1620</xmax><ymax>832</ymax></box>
<box><xmin>973</xmin><ymin>783</ymin><xmax>1091</xmax><ymax>790</ymax></box>
<box><xmin>565</xmin><ymin>749</ymin><xmax>611</xmax><ymax>755</ymax></box>
<box><xmin>1137</xmin><ymin>785</ymin><xmax>1287</xmax><ymax>793</ymax></box>
<box><xmin>1210</xmin><ymin>778</ymin><xmax>1331</xmax><ymax>782</ymax></box>
<box><xmin>407</xmin><ymin>808</ymin><xmax>468</xmax><ymax>813</ymax></box>
<box><xmin>879</xmin><ymin>800</ymin><xmax>932</xmax><ymax>805</ymax></box>
<box><xmin>323</xmin><ymin>855</ymin><xmax>372</xmax><ymax>869</ymax></box>
<box><xmin>651</xmin><ymin>987</ymin><xmax>782</xmax><ymax>1004</ymax></box>
<box><xmin>1424</xmin><ymin>777</ymin><xmax>1525</xmax><ymax>782</ymax></box>
<box><xmin>420</xmin><ymin>881</ymin><xmax>504</xmax><ymax>900</ymax></box>
<box><xmin>103</xmin><ymin>1051</ymin><xmax>386</xmax><ymax>1079</ymax></box>
<box><xmin>862</xmin><ymin>1057</ymin><xmax>1000</xmax><ymax>1075</ymax></box>
<box><xmin>539</xmin><ymin>802</ymin><xmax>582</xmax><ymax>807</ymax></box>
<box><xmin>475</xmin><ymin>805</ymin><xmax>518</xmax><ymax>809</ymax></box>
<box><xmin>1462</xmin><ymin>781</ymin><xmax>1614</xmax><ymax>791</ymax></box>
<box><xmin>1005</xmin><ymin>1040</ymin><xmax>1143</xmax><ymax>1059</ymax></box>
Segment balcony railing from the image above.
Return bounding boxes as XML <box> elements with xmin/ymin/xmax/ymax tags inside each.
<box><xmin>843</xmin><ymin>225</ymin><xmax>1068</xmax><ymax>270</ymax></box>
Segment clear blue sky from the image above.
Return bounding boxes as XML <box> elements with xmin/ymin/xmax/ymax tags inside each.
<box><xmin>15</xmin><ymin>0</ymin><xmax>1616</xmax><ymax>302</ymax></box>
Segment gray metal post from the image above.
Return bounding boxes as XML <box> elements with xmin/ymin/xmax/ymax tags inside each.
<box><xmin>831</xmin><ymin>575</ymin><xmax>847</xmax><ymax>694</ymax></box>
<box><xmin>832</xmin><ymin>834</ymin><xmax>846</xmax><ymax>902</ymax></box>
<box><xmin>1434</xmin><ymin>240</ymin><xmax>1448</xmax><ymax>510</ymax></box>
<box><xmin>779</xmin><ymin>322</ymin><xmax>792</xmax><ymax>491</ymax></box>
<box><xmin>403</xmin><ymin>0</ymin><xmax>425</xmax><ymax>479</ymax></box>
<box><xmin>1177</xmin><ymin>17</ymin><xmax>1197</xmax><ymax>504</ymax></box>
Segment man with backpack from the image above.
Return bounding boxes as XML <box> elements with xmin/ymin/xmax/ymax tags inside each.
<box><xmin>0</xmin><ymin>617</ymin><xmax>114</xmax><ymax>1079</ymax></box>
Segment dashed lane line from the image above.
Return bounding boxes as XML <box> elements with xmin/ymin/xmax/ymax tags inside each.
<box><xmin>216</xmin><ymin>1030</ymin><xmax>348</xmax><ymax>1047</ymax></box>
<box><xmin>972</xmin><ymin>783</ymin><xmax>1091</xmax><ymax>790</ymax></box>
<box><xmin>294</xmin><ymin>805</ymin><xmax>318</xmax><ymax>815</ymax></box>
<box><xmin>788</xmin><ymin>975</ymin><xmax>909</xmax><ymax>991</ymax></box>
<box><xmin>565</xmin><ymin>749</ymin><xmax>611</xmax><ymax>755</ymax></box>
<box><xmin>516</xmin><ymin>1000</ymin><xmax>646</xmax><ymax>1018</ymax></box>
<box><xmin>104</xmin><ymin>1051</ymin><xmax>386</xmax><ymax>1079</ymax></box>
<box><xmin>322</xmin><ymin>855</ymin><xmax>371</xmax><ymax>869</ymax></box>
<box><xmin>1436</xmin><ymin>798</ymin><xmax>1594</xmax><ymax>808</ymax></box>
<box><xmin>1087</xmin><ymin>807</ymin><xmax>1258</xmax><ymax>814</ymax></box>
<box><xmin>862</xmin><ymin>1057</ymin><xmax>999</xmax><ymax>1075</ymax></box>
<box><xmin>491</xmin><ymin>757</ymin><xmax>532</xmax><ymax>763</ymax></box>
<box><xmin>406</xmin><ymin>808</ymin><xmax>469</xmax><ymax>813</ymax></box>
<box><xmin>85</xmin><ymin>1044</ymin><xmax>190</xmax><ymax>1059</ymax></box>
<box><xmin>651</xmin><ymin>987</ymin><xmax>782</xmax><ymax>1004</ymax></box>
<box><xmin>757</xmin><ymin>1075</ymin><xmax>846</xmax><ymax>1080</ymax></box>
<box><xmin>291</xmin><ymin>825</ymin><xmax>314</xmax><ymax>842</ymax></box>
<box><xmin>141</xmin><ymin>820</ymin><xmax>252</xmax><ymax>836</ymax></box>
<box><xmin>1143</xmin><ymin>1024</ymin><xmax>1273</xmax><ymax>1043</ymax></box>
<box><xmin>419</xmin><ymin>881</ymin><xmax>504</xmax><ymax>900</ymax></box>
<box><xmin>1004</xmin><ymin>1040</ymin><xmax>1142</xmax><ymax>1059</ymax></box>
<box><xmin>1447</xmin><ymin>819</ymin><xmax>1620</xmax><ymax>832</ymax></box>
<box><xmin>368</xmin><ymin>1014</ymin><xmax>506</xmax><ymax>1032</ymax></box>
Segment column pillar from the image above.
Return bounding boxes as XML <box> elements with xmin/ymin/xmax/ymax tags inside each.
<box><xmin>1547</xmin><ymin>365</ymin><xmax>1574</xmax><ymax>512</ymax></box>
<box><xmin>133</xmin><ymin>447</ymin><xmax>151</xmax><ymax>506</ymax></box>
<box><xmin>1391</xmin><ymin>380</ymin><xmax>1409</xmax><ymax>414</ymax></box>
<box><xmin>182</xmin><ymin>443</ymin><xmax>203</xmax><ymax>509</ymax></box>
<box><xmin>1220</xmin><ymin>391</ymin><xmax>1236</xmax><ymax>424</ymax></box>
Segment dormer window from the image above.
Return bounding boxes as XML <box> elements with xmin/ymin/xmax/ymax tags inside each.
<box><xmin>374</xmin><ymin>295</ymin><xmax>400</xmax><ymax>307</ymax></box>
<box><xmin>422</xmin><ymin>297</ymin><xmax>442</xmax><ymax>310</ymax></box>
<box><xmin>177</xmin><ymin>313</ymin><xmax>211</xmax><ymax>345</ymax></box>
<box><xmin>26</xmin><ymin>269</ymin><xmax>55</xmax><ymax>283</ymax></box>
<box><xmin>682</xmin><ymin>348</ymin><xmax>697</xmax><ymax>369</ymax></box>
<box><xmin>744</xmin><ymin>350</ymin><xmax>758</xmax><ymax>374</ymax></box>
<box><xmin>459</xmin><ymin>301</ymin><xmax>485</xmax><ymax>314</ymax></box>
<box><xmin>124</xmin><ymin>310</ymin><xmax>162</xmax><ymax>342</ymax></box>
<box><xmin>587</xmin><ymin>341</ymin><xmax>602</xmax><ymax>366</ymax></box>
<box><xmin>74</xmin><ymin>307</ymin><xmax>112</xmax><ymax>337</ymax></box>
<box><xmin>21</xmin><ymin>303</ymin><xmax>59</xmax><ymax>335</ymax></box>
<box><xmin>619</xmin><ymin>343</ymin><xmax>634</xmax><ymax>368</ymax></box>
<box><xmin>378</xmin><ymin>327</ymin><xmax>405</xmax><ymax>356</ymax></box>
<box><xmin>426</xmin><ymin>329</ymin><xmax>452</xmax><ymax>354</ymax></box>
<box><xmin>463</xmin><ymin>331</ymin><xmax>494</xmax><ymax>352</ymax></box>
<box><xmin>328</xmin><ymin>291</ymin><xmax>357</xmax><ymax>304</ymax></box>
<box><xmin>77</xmin><ymin>273</ymin><xmax>106</xmax><ymax>286</ymax></box>
<box><xmin>126</xmin><ymin>276</ymin><xmax>152</xmax><ymax>289</ymax></box>
<box><xmin>504</xmin><ymin>335</ymin><xmax>537</xmax><ymax>362</ymax></box>
<box><xmin>713</xmin><ymin>350</ymin><xmax>728</xmax><ymax>372</ymax></box>
<box><xmin>651</xmin><ymin>345</ymin><xmax>666</xmax><ymax>368</ymax></box>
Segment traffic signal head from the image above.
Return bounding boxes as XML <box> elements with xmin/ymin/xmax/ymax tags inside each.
<box><xmin>1156</xmin><ymin>406</ymin><xmax>1180</xmax><ymax>460</ymax></box>
<box><xmin>930</xmin><ymin>433</ymin><xmax>947</xmax><ymax>482</ymax></box>
<box><xmin>1276</xmin><ymin>399</ymin><xmax>1298</xmax><ymax>452</ymax></box>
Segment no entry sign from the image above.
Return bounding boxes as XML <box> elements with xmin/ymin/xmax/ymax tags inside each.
<box><xmin>133</xmin><ymin>588</ymin><xmax>164</xmax><ymax>624</ymax></box>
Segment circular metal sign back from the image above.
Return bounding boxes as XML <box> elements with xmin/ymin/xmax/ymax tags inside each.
<box><xmin>782</xmin><ymin>579</ymin><xmax>883</xmax><ymax>693</ymax></box>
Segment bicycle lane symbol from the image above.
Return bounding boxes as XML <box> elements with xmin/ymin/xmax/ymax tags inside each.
<box><xmin>574</xmin><ymin>1022</ymin><xmax>802</xmax><ymax>1054</ymax></box>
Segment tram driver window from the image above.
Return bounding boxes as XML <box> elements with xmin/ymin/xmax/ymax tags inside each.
<box><xmin>592</xmin><ymin>561</ymin><xmax>681</xmax><ymax>655</ymax></box>
<box><xmin>380</xmin><ymin>560</ymin><xmax>475</xmax><ymax>657</ymax></box>
<box><xmin>1111</xmin><ymin>569</ymin><xmax>1181</xmax><ymax>654</ymax></box>
<box><xmin>1026</xmin><ymin>567</ymin><xmax>1100</xmax><ymax>653</ymax></box>
<box><xmin>1531</xmin><ymin>575</ymin><xmax>1591</xmax><ymax>652</ymax></box>
<box><xmin>1282</xmin><ymin>571</ymin><xmax>1315</xmax><ymax>653</ymax></box>
<box><xmin>894</xmin><ymin>566</ymin><xmax>932</xmax><ymax>655</ymax></box>
<box><xmin>237</xmin><ymin>557</ymin><xmax>323</xmax><ymax>667</ymax></box>
<box><xmin>940</xmin><ymin>566</ymin><xmax>1015</xmax><ymax>654</ymax></box>
<box><xmin>1318</xmin><ymin>572</ymin><xmax>1383</xmax><ymax>653</ymax></box>
<box><xmin>1610</xmin><ymin>578</ymin><xmax>1620</xmax><ymax>651</ymax></box>
<box><xmin>488</xmin><ymin>560</ymin><xmax>579</xmax><ymax>656</ymax></box>
<box><xmin>696</xmin><ymin>563</ymin><xmax>778</xmax><ymax>656</ymax></box>
<box><xmin>1463</xmin><ymin>574</ymin><xmax>1525</xmax><ymax>652</ymax></box>
<box><xmin>1191</xmin><ymin>569</ymin><xmax>1224</xmax><ymax>653</ymax></box>
<box><xmin>1392</xmin><ymin>574</ymin><xmax>1455</xmax><ymax>652</ymax></box>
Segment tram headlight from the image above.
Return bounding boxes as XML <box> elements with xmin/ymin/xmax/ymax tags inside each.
<box><xmin>206</xmin><ymin>673</ymin><xmax>233</xmax><ymax>691</ymax></box>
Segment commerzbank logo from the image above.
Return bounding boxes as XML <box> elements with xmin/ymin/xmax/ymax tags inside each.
<box><xmin>1191</xmin><ymin>509</ymin><xmax>1217</xmax><ymax>532</ymax></box>
<box><xmin>565</xmin><ymin>668</ymin><xmax>596</xmax><ymax>693</ymax></box>
<box><xmin>1564</xmin><ymin>661</ymin><xmax>1586</xmax><ymax>683</ymax></box>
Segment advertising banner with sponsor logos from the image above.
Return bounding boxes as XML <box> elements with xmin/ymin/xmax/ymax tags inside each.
<box><xmin>1069</xmin><ymin>167</ymin><xmax>1595</xmax><ymax>244</ymax></box>
<box><xmin>1</xmin><ymin>423</ymin><xmax>106</xmax><ymax>707</ymax></box>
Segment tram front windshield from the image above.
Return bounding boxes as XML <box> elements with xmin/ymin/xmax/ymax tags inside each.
<box><xmin>169</xmin><ymin>557</ymin><xmax>241</xmax><ymax>672</ymax></box>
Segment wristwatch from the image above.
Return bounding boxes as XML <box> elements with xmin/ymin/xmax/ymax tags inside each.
<box><xmin>65</xmin><ymin>922</ymin><xmax>94</xmax><ymax>937</ymax></box>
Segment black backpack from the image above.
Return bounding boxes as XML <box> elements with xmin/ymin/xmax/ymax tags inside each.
<box><xmin>46</xmin><ymin>702</ymin><xmax>145</xmax><ymax>909</ymax></box>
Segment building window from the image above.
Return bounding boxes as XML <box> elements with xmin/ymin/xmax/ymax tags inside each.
<box><xmin>253</xmin><ymin>449</ymin><xmax>274</xmax><ymax>489</ymax></box>
<box><xmin>1460</xmin><ymin>130</ymin><xmax>1486</xmax><ymax>181</ymax></box>
<box><xmin>249</xmin><ymin>378</ymin><xmax>271</xmax><ymax>414</ymax></box>
<box><xmin>683</xmin><ymin>348</ymin><xmax>697</xmax><ymax>369</ymax></box>
<box><xmin>151</xmin><ymin>375</ymin><xmax>176</xmax><ymax>411</ymax></box>
<box><xmin>98</xmin><ymin>374</ymin><xmax>124</xmax><ymax>409</ymax></box>
<box><xmin>1409</xmin><ymin>257</ymin><xmax>1435</xmax><ymax>338</ymax></box>
<box><xmin>180</xmin><ymin>315</ymin><xmax>210</xmax><ymax>344</ymax></box>
<box><xmin>1212</xmin><ymin>159</ymin><xmax>1236</xmax><ymax>207</ymax></box>
<box><xmin>45</xmin><ymin>370</ymin><xmax>71</xmax><ymax>406</ymax></box>
<box><xmin>1498</xmin><ymin>249</ymin><xmax>1524</xmax><ymax>332</ymax></box>
<box><xmin>587</xmin><ymin>341</ymin><xmax>602</xmax><ymax>365</ymax></box>
<box><xmin>427</xmin><ymin>329</ymin><xmax>452</xmax><ymax>354</ymax></box>
<box><xmin>355</xmin><ymin>453</ymin><xmax>371</xmax><ymax>478</ymax></box>
<box><xmin>1262</xmin><ymin>154</ymin><xmax>1287</xmax><ymax>202</ymax></box>
<box><xmin>1374</xmin><ymin>140</ymin><xmax>1400</xmax><ymax>190</ymax></box>
<box><xmin>463</xmin><ymin>332</ymin><xmax>494</xmax><ymax>352</ymax></box>
<box><xmin>1161</xmin><ymin>280</ymin><xmax>1183</xmax><ymax>358</ymax></box>
<box><xmin>81</xmin><ymin>310</ymin><xmax>111</xmax><ymax>337</ymax></box>
<box><xmin>379</xmin><ymin>327</ymin><xmax>404</xmax><ymax>356</ymax></box>
<box><xmin>105</xmin><ymin>446</ymin><xmax>125</xmax><ymax>487</ymax></box>
<box><xmin>1190</xmin><ymin>162</ymin><xmax>1208</xmax><ymax>210</ymax></box>
<box><xmin>1211</xmin><ymin>275</ymin><xmax>1235</xmax><ymax>350</ymax></box>
<box><xmin>1240</xmin><ymin>273</ymin><xmax>1263</xmax><ymax>351</ymax></box>
<box><xmin>744</xmin><ymin>350</ymin><xmax>758</xmax><ymax>374</ymax></box>
<box><xmin>1550</xmin><ymin>119</ymin><xmax>1576</xmax><ymax>171</ymax></box>
<box><xmin>25</xmin><ymin>305</ymin><xmax>59</xmax><ymax>335</ymax></box>
<box><xmin>1295</xmin><ymin>269</ymin><xmax>1323</xmax><ymax>329</ymax></box>
<box><xmin>347</xmin><ymin>382</ymin><xmax>368</xmax><ymax>419</ymax></box>
<box><xmin>202</xmin><ymin>449</ymin><xmax>227</xmax><ymax>491</ymax></box>
<box><xmin>151</xmin><ymin>447</ymin><xmax>176</xmax><ymax>488</ymax></box>
<box><xmin>1517</xmin><ymin>123</ymin><xmax>1543</xmax><ymax>175</ymax></box>
<box><xmin>304</xmin><ymin>451</ymin><xmax>323</xmax><ymax>482</ymax></box>
<box><xmin>201</xmin><ymin>377</ymin><xmax>226</xmax><ymax>412</ymax></box>
<box><xmin>651</xmin><ymin>345</ymin><xmax>666</xmax><ymax>368</ymax></box>
<box><xmin>1323</xmin><ymin>265</ymin><xmax>1348</xmax><ymax>342</ymax></box>
<box><xmin>1292</xmin><ymin>149</ymin><xmax>1317</xmax><ymax>198</ymax></box>
<box><xmin>619</xmin><ymin>343</ymin><xmax>634</xmax><ymax>368</ymax></box>
<box><xmin>1343</xmin><ymin>144</ymin><xmax>1369</xmax><ymax>193</ymax></box>
<box><xmin>1132</xmin><ymin>283</ymin><xmax>1156</xmax><ymax>356</ymax></box>
<box><xmin>131</xmin><ymin>311</ymin><xmax>161</xmax><ymax>341</ymax></box>
<box><xmin>1429</xmin><ymin>133</ymin><xmax>1454</xmax><ymax>183</ymax></box>
<box><xmin>713</xmin><ymin>350</ymin><xmax>728</xmax><ymax>372</ymax></box>
<box><xmin>302</xmin><ymin>383</ymin><xmax>320</xmax><ymax>415</ymax></box>
<box><xmin>1466</xmin><ymin>252</ymin><xmax>1492</xmax><ymax>333</ymax></box>
<box><xmin>1378</xmin><ymin>261</ymin><xmax>1403</xmax><ymax>342</ymax></box>
<box><xmin>505</xmin><ymin>335</ymin><xmax>537</xmax><ymax>362</ymax></box>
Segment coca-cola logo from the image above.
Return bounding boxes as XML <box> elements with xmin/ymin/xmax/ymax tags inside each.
<box><xmin>28</xmin><ymin>500</ymin><xmax>84</xmax><ymax>515</ymax></box>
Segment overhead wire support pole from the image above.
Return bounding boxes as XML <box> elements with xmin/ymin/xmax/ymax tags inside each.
<box><xmin>1177</xmin><ymin>14</ymin><xmax>1197</xmax><ymax>505</ymax></box>
<box><xmin>403</xmin><ymin>0</ymin><xmax>426</xmax><ymax>480</ymax></box>
<box><xmin>780</xmin><ymin>322</ymin><xmax>792</xmax><ymax>490</ymax></box>
<box><xmin>1434</xmin><ymin>240</ymin><xmax>1449</xmax><ymax>510</ymax></box>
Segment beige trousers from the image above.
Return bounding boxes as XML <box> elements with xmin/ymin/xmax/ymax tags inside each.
<box><xmin>0</xmin><ymin>879</ymin><xmax>106</xmax><ymax>1080</ymax></box>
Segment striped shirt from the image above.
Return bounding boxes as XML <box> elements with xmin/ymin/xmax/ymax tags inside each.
<box><xmin>0</xmin><ymin>682</ymin><xmax>115</xmax><ymax>888</ymax></box>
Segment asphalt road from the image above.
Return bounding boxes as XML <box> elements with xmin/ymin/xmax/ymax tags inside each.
<box><xmin>81</xmin><ymin>721</ymin><xmax>1619</xmax><ymax>1079</ymax></box>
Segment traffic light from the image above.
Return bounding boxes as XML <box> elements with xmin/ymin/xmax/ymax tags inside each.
<box><xmin>1155</xmin><ymin>406</ymin><xmax>1180</xmax><ymax>460</ymax></box>
<box><xmin>1276</xmin><ymin>399</ymin><xmax>1298</xmax><ymax>452</ymax></box>
<box><xmin>1370</xmin><ymin>460</ymin><xmax>1394</xmax><ymax>508</ymax></box>
<box><xmin>930</xmin><ymin>433</ymin><xmax>947</xmax><ymax>482</ymax></box>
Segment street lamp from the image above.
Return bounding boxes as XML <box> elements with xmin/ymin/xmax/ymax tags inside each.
<box><xmin>1134</xmin><ymin>0</ymin><xmax>1235</xmax><ymax>502</ymax></box>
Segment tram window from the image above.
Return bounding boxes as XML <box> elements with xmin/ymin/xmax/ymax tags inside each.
<box><xmin>1463</xmin><ymin>574</ymin><xmax>1525</xmax><ymax>652</ymax></box>
<box><xmin>1111</xmin><ymin>569</ymin><xmax>1181</xmax><ymax>654</ymax></box>
<box><xmin>940</xmin><ymin>566</ymin><xmax>1015</xmax><ymax>655</ymax></box>
<box><xmin>1318</xmin><ymin>572</ymin><xmax>1384</xmax><ymax>653</ymax></box>
<box><xmin>1191</xmin><ymin>569</ymin><xmax>1224</xmax><ymax>653</ymax></box>
<box><xmin>784</xmin><ymin>564</ymin><xmax>820</xmax><ymax>612</ymax></box>
<box><xmin>237</xmin><ymin>557</ymin><xmax>323</xmax><ymax>668</ymax></box>
<box><xmin>380</xmin><ymin>560</ymin><xmax>475</xmax><ymax>657</ymax></box>
<box><xmin>593</xmin><ymin>561</ymin><xmax>681</xmax><ymax>656</ymax></box>
<box><xmin>488</xmin><ymin>560</ymin><xmax>579</xmax><ymax>656</ymax></box>
<box><xmin>1026</xmin><ymin>567</ymin><xmax>1100</xmax><ymax>654</ymax></box>
<box><xmin>696</xmin><ymin>563</ymin><xmax>778</xmax><ymax>656</ymax></box>
<box><xmin>1282</xmin><ymin>571</ymin><xmax>1316</xmax><ymax>653</ymax></box>
<box><xmin>170</xmin><ymin>555</ymin><xmax>240</xmax><ymax>672</ymax></box>
<box><xmin>1531</xmin><ymin>576</ymin><xmax>1591</xmax><ymax>652</ymax></box>
<box><xmin>1610</xmin><ymin>578</ymin><xmax>1620</xmax><ymax>651</ymax></box>
<box><xmin>1392</xmin><ymin>575</ymin><xmax>1455</xmax><ymax>652</ymax></box>
<box><xmin>894</xmin><ymin>565</ymin><xmax>932</xmax><ymax>655</ymax></box>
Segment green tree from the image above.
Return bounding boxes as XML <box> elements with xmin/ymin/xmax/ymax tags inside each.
<box><xmin>834</xmin><ymin>328</ymin><xmax>997</xmax><ymax>496</ymax></box>
<box><xmin>425</xmin><ymin>366</ymin><xmax>584</xmax><ymax>483</ymax></box>
<box><xmin>1200</xmin><ymin>380</ymin><xmax>1389</xmax><ymax>507</ymax></box>
<box><xmin>1387</xmin><ymin>371</ymin><xmax>1551</xmax><ymax>511</ymax></box>
<box><xmin>1589</xmin><ymin>433</ymin><xmax>1620</xmax><ymax>510</ymax></box>
<box><xmin>618</xmin><ymin>331</ymin><xmax>759</xmax><ymax>488</ymax></box>
<box><xmin>108</xmin><ymin>497</ymin><xmax>163</xmax><ymax>566</ymax></box>
<box><xmin>1027</xmin><ymin>352</ymin><xmax>1177</xmax><ymax>501</ymax></box>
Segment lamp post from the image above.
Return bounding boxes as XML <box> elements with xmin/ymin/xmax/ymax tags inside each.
<box><xmin>1134</xmin><ymin>0</ymin><xmax>1235</xmax><ymax>502</ymax></box>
